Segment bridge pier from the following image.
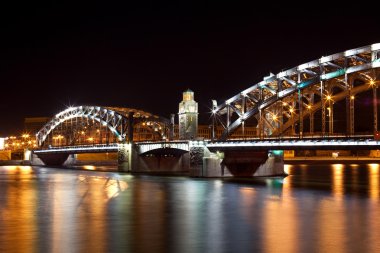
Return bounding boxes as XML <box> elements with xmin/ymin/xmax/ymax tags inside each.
<box><xmin>189</xmin><ymin>142</ymin><xmax>286</xmax><ymax>177</ymax></box>
<box><xmin>253</xmin><ymin>150</ymin><xmax>285</xmax><ymax>176</ymax></box>
<box><xmin>201</xmin><ymin>150</ymin><xmax>285</xmax><ymax>177</ymax></box>
<box><xmin>118</xmin><ymin>143</ymin><xmax>132</xmax><ymax>172</ymax></box>
<box><xmin>32</xmin><ymin>152</ymin><xmax>70</xmax><ymax>166</ymax></box>
<box><xmin>189</xmin><ymin>144</ymin><xmax>209</xmax><ymax>177</ymax></box>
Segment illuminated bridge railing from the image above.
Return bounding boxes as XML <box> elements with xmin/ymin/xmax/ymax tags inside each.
<box><xmin>205</xmin><ymin>138</ymin><xmax>380</xmax><ymax>150</ymax></box>
<box><xmin>34</xmin><ymin>143</ymin><xmax>119</xmax><ymax>154</ymax></box>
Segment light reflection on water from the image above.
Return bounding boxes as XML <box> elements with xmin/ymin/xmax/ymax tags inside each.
<box><xmin>0</xmin><ymin>164</ymin><xmax>380</xmax><ymax>252</ymax></box>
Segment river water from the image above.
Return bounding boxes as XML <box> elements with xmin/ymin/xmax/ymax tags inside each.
<box><xmin>0</xmin><ymin>163</ymin><xmax>379</xmax><ymax>253</ymax></box>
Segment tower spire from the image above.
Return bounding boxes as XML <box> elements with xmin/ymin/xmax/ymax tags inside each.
<box><xmin>178</xmin><ymin>89</ymin><xmax>198</xmax><ymax>140</ymax></box>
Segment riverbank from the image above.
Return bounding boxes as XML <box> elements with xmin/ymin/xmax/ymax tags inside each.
<box><xmin>0</xmin><ymin>160</ymin><xmax>31</xmax><ymax>165</ymax></box>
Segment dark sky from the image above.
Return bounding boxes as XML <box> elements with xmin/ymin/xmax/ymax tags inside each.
<box><xmin>1</xmin><ymin>2</ymin><xmax>379</xmax><ymax>136</ymax></box>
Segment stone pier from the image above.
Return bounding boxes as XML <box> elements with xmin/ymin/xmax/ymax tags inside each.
<box><xmin>191</xmin><ymin>143</ymin><xmax>285</xmax><ymax>177</ymax></box>
<box><xmin>118</xmin><ymin>143</ymin><xmax>132</xmax><ymax>172</ymax></box>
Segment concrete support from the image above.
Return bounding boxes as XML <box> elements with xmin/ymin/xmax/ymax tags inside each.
<box><xmin>189</xmin><ymin>145</ymin><xmax>209</xmax><ymax>177</ymax></box>
<box><xmin>202</xmin><ymin>150</ymin><xmax>234</xmax><ymax>177</ymax></box>
<box><xmin>118</xmin><ymin>143</ymin><xmax>132</xmax><ymax>172</ymax></box>
<box><xmin>253</xmin><ymin>151</ymin><xmax>285</xmax><ymax>176</ymax></box>
<box><xmin>33</xmin><ymin>152</ymin><xmax>70</xmax><ymax>166</ymax></box>
<box><xmin>30</xmin><ymin>153</ymin><xmax>45</xmax><ymax>166</ymax></box>
<box><xmin>131</xmin><ymin>147</ymin><xmax>190</xmax><ymax>174</ymax></box>
<box><xmin>199</xmin><ymin>147</ymin><xmax>285</xmax><ymax>178</ymax></box>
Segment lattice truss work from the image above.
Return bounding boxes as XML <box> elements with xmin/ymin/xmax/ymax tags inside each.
<box><xmin>36</xmin><ymin>106</ymin><xmax>171</xmax><ymax>147</ymax></box>
<box><xmin>211</xmin><ymin>43</ymin><xmax>380</xmax><ymax>140</ymax></box>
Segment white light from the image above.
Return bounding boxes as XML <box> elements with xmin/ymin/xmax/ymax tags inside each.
<box><xmin>225</xmin><ymin>98</ymin><xmax>233</xmax><ymax>105</ymax></box>
<box><xmin>371</xmin><ymin>43</ymin><xmax>380</xmax><ymax>51</ymax></box>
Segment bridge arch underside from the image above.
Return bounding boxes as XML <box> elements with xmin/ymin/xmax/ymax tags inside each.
<box><xmin>212</xmin><ymin>43</ymin><xmax>380</xmax><ymax>140</ymax></box>
<box><xmin>36</xmin><ymin>106</ymin><xmax>171</xmax><ymax>147</ymax></box>
<box><xmin>140</xmin><ymin>147</ymin><xmax>189</xmax><ymax>157</ymax></box>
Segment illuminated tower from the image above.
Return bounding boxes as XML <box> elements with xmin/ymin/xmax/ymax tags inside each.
<box><xmin>178</xmin><ymin>89</ymin><xmax>198</xmax><ymax>140</ymax></box>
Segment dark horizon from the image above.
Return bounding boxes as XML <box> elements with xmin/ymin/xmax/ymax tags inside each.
<box><xmin>1</xmin><ymin>2</ymin><xmax>379</xmax><ymax>136</ymax></box>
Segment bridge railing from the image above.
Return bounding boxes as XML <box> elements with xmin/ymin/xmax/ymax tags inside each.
<box><xmin>222</xmin><ymin>133</ymin><xmax>374</xmax><ymax>141</ymax></box>
<box><xmin>34</xmin><ymin>143</ymin><xmax>119</xmax><ymax>151</ymax></box>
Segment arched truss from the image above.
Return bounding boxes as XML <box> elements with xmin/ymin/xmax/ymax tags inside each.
<box><xmin>211</xmin><ymin>43</ymin><xmax>380</xmax><ymax>140</ymax></box>
<box><xmin>36</xmin><ymin>105</ymin><xmax>171</xmax><ymax>147</ymax></box>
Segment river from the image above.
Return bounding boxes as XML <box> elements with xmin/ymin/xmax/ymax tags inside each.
<box><xmin>0</xmin><ymin>163</ymin><xmax>379</xmax><ymax>253</ymax></box>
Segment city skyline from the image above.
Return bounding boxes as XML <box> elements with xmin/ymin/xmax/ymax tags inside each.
<box><xmin>1</xmin><ymin>2</ymin><xmax>379</xmax><ymax>135</ymax></box>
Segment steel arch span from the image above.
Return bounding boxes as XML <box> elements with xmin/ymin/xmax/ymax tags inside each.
<box><xmin>211</xmin><ymin>43</ymin><xmax>380</xmax><ymax>140</ymax></box>
<box><xmin>36</xmin><ymin>105</ymin><xmax>171</xmax><ymax>147</ymax></box>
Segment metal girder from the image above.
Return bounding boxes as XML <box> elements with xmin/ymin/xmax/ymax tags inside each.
<box><xmin>36</xmin><ymin>105</ymin><xmax>170</xmax><ymax>146</ymax></box>
<box><xmin>212</xmin><ymin>43</ymin><xmax>380</xmax><ymax>140</ymax></box>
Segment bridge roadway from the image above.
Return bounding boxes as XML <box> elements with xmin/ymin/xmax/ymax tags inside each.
<box><xmin>33</xmin><ymin>137</ymin><xmax>380</xmax><ymax>155</ymax></box>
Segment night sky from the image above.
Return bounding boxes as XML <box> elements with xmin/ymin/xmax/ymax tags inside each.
<box><xmin>1</xmin><ymin>2</ymin><xmax>379</xmax><ymax>136</ymax></box>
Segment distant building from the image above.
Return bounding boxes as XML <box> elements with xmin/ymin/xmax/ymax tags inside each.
<box><xmin>24</xmin><ymin>117</ymin><xmax>51</xmax><ymax>135</ymax></box>
<box><xmin>178</xmin><ymin>89</ymin><xmax>198</xmax><ymax>140</ymax></box>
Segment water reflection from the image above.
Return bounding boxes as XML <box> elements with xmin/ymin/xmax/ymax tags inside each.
<box><xmin>0</xmin><ymin>164</ymin><xmax>380</xmax><ymax>252</ymax></box>
<box><xmin>284</xmin><ymin>162</ymin><xmax>380</xmax><ymax>198</ymax></box>
<box><xmin>368</xmin><ymin>163</ymin><xmax>379</xmax><ymax>200</ymax></box>
<box><xmin>350</xmin><ymin>164</ymin><xmax>360</xmax><ymax>193</ymax></box>
<box><xmin>332</xmin><ymin>164</ymin><xmax>344</xmax><ymax>197</ymax></box>
<box><xmin>263</xmin><ymin>179</ymin><xmax>299</xmax><ymax>253</ymax></box>
<box><xmin>0</xmin><ymin>166</ymin><xmax>37</xmax><ymax>252</ymax></box>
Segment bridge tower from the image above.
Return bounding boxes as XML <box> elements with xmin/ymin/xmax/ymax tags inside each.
<box><xmin>178</xmin><ymin>89</ymin><xmax>198</xmax><ymax>140</ymax></box>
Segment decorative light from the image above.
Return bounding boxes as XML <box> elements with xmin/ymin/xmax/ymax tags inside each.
<box><xmin>350</xmin><ymin>95</ymin><xmax>355</xmax><ymax>100</ymax></box>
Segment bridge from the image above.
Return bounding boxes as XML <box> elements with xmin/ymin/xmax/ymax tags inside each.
<box><xmin>30</xmin><ymin>43</ymin><xmax>380</xmax><ymax>177</ymax></box>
